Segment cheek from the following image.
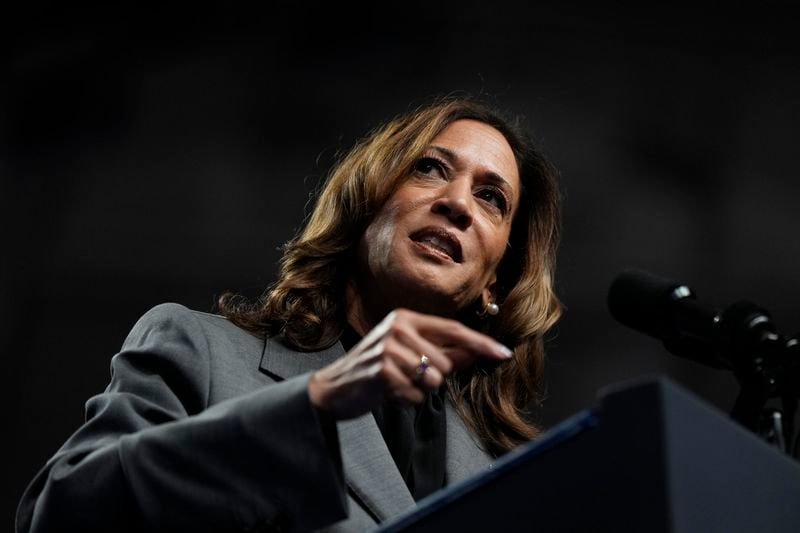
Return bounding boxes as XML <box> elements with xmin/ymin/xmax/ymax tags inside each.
<box><xmin>362</xmin><ymin>205</ymin><xmax>402</xmax><ymax>270</ymax></box>
<box><xmin>369</xmin><ymin>218</ymin><xmax>396</xmax><ymax>263</ymax></box>
<box><xmin>480</xmin><ymin>225</ymin><xmax>512</xmax><ymax>268</ymax></box>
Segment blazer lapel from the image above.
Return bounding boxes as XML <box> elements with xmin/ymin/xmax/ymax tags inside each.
<box><xmin>444</xmin><ymin>401</ymin><xmax>495</xmax><ymax>485</ymax></box>
<box><xmin>338</xmin><ymin>414</ymin><xmax>416</xmax><ymax>521</ymax></box>
<box><xmin>259</xmin><ymin>335</ymin><xmax>416</xmax><ymax>521</ymax></box>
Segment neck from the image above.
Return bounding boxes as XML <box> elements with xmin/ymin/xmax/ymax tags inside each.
<box><xmin>346</xmin><ymin>275</ymin><xmax>477</xmax><ymax>335</ymax></box>
<box><xmin>345</xmin><ymin>279</ymin><xmax>379</xmax><ymax>337</ymax></box>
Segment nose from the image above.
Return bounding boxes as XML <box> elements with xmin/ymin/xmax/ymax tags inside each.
<box><xmin>431</xmin><ymin>176</ymin><xmax>474</xmax><ymax>229</ymax></box>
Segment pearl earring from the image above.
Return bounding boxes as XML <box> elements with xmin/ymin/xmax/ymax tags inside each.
<box><xmin>477</xmin><ymin>301</ymin><xmax>500</xmax><ymax>318</ymax></box>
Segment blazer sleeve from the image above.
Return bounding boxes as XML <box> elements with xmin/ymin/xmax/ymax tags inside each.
<box><xmin>16</xmin><ymin>303</ymin><xmax>348</xmax><ymax>533</ymax></box>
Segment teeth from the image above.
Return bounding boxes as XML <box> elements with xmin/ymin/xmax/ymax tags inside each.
<box><xmin>421</xmin><ymin>235</ymin><xmax>454</xmax><ymax>258</ymax></box>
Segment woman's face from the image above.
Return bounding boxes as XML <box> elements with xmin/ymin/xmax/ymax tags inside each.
<box><xmin>355</xmin><ymin>119</ymin><xmax>521</xmax><ymax>318</ymax></box>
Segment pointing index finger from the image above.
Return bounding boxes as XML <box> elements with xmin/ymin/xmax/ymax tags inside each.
<box><xmin>412</xmin><ymin>315</ymin><xmax>513</xmax><ymax>361</ymax></box>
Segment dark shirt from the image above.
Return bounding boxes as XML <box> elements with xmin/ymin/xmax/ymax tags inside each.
<box><xmin>340</xmin><ymin>325</ymin><xmax>446</xmax><ymax>500</ymax></box>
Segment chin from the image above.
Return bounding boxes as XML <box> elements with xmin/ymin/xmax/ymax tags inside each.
<box><xmin>395</xmin><ymin>275</ymin><xmax>475</xmax><ymax>317</ymax></box>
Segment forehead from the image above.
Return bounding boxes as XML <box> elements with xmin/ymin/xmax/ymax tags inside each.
<box><xmin>429</xmin><ymin>119</ymin><xmax>520</xmax><ymax>192</ymax></box>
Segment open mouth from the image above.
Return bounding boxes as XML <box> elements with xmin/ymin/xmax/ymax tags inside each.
<box><xmin>409</xmin><ymin>226</ymin><xmax>463</xmax><ymax>263</ymax></box>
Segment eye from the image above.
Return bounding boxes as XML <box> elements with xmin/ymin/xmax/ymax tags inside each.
<box><xmin>414</xmin><ymin>156</ymin><xmax>447</xmax><ymax>179</ymax></box>
<box><xmin>476</xmin><ymin>186</ymin><xmax>509</xmax><ymax>213</ymax></box>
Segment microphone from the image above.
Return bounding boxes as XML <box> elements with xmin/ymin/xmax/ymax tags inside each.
<box><xmin>607</xmin><ymin>269</ymin><xmax>778</xmax><ymax>371</ymax></box>
<box><xmin>609</xmin><ymin>269</ymin><xmax>800</xmax><ymax>447</ymax></box>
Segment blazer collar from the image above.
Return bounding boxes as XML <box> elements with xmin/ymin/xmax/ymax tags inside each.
<box><xmin>259</xmin><ymin>335</ymin><xmax>343</xmax><ymax>380</ymax></box>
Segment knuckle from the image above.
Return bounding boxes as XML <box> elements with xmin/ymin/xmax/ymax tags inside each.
<box><xmin>363</xmin><ymin>360</ymin><xmax>381</xmax><ymax>378</ymax></box>
<box><xmin>442</xmin><ymin>316</ymin><xmax>462</xmax><ymax>329</ymax></box>
<box><xmin>427</xmin><ymin>372</ymin><xmax>444</xmax><ymax>389</ymax></box>
<box><xmin>438</xmin><ymin>358</ymin><xmax>454</xmax><ymax>374</ymax></box>
<box><xmin>372</xmin><ymin>340</ymin><xmax>387</xmax><ymax>356</ymax></box>
<box><xmin>386</xmin><ymin>322</ymin><xmax>414</xmax><ymax>344</ymax></box>
<box><xmin>392</xmin><ymin>308</ymin><xmax>418</xmax><ymax>323</ymax></box>
<box><xmin>375</xmin><ymin>363</ymin><xmax>392</xmax><ymax>381</ymax></box>
<box><xmin>397</xmin><ymin>390</ymin><xmax>415</xmax><ymax>405</ymax></box>
<box><xmin>379</xmin><ymin>338</ymin><xmax>400</xmax><ymax>358</ymax></box>
<box><xmin>386</xmin><ymin>321</ymin><xmax>403</xmax><ymax>336</ymax></box>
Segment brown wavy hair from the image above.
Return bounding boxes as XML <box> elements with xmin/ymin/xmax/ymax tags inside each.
<box><xmin>220</xmin><ymin>96</ymin><xmax>562</xmax><ymax>456</ymax></box>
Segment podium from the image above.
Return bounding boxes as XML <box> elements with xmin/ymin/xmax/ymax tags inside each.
<box><xmin>376</xmin><ymin>376</ymin><xmax>800</xmax><ymax>532</ymax></box>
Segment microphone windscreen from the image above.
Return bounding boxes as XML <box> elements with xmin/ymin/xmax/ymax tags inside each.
<box><xmin>607</xmin><ymin>269</ymin><xmax>687</xmax><ymax>340</ymax></box>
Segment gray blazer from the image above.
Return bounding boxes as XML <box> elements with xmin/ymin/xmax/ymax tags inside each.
<box><xmin>17</xmin><ymin>303</ymin><xmax>494</xmax><ymax>533</ymax></box>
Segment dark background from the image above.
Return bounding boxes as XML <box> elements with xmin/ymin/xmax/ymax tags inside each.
<box><xmin>4</xmin><ymin>3</ymin><xmax>800</xmax><ymax>530</ymax></box>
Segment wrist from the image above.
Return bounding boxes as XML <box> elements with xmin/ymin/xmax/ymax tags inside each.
<box><xmin>308</xmin><ymin>371</ymin><xmax>330</xmax><ymax>417</ymax></box>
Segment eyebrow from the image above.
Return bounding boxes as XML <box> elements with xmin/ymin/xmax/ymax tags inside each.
<box><xmin>428</xmin><ymin>145</ymin><xmax>515</xmax><ymax>194</ymax></box>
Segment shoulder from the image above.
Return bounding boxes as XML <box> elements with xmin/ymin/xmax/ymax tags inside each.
<box><xmin>126</xmin><ymin>302</ymin><xmax>264</xmax><ymax>357</ymax></box>
<box><xmin>114</xmin><ymin>303</ymin><xmax>266</xmax><ymax>397</ymax></box>
<box><xmin>132</xmin><ymin>302</ymin><xmax>220</xmax><ymax>329</ymax></box>
<box><xmin>131</xmin><ymin>303</ymin><xmax>254</xmax><ymax>336</ymax></box>
<box><xmin>132</xmin><ymin>302</ymin><xmax>197</xmax><ymax>328</ymax></box>
<box><xmin>124</xmin><ymin>303</ymin><xmax>207</xmax><ymax>347</ymax></box>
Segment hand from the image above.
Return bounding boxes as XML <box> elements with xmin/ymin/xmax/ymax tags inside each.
<box><xmin>307</xmin><ymin>308</ymin><xmax>513</xmax><ymax>421</ymax></box>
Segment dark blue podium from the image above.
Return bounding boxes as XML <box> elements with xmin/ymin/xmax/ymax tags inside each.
<box><xmin>376</xmin><ymin>376</ymin><xmax>800</xmax><ymax>532</ymax></box>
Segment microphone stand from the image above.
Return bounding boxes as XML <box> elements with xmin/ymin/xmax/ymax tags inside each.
<box><xmin>717</xmin><ymin>301</ymin><xmax>799</xmax><ymax>458</ymax></box>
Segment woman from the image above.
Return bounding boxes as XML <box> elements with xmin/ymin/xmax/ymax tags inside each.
<box><xmin>16</xmin><ymin>97</ymin><xmax>562</xmax><ymax>532</ymax></box>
